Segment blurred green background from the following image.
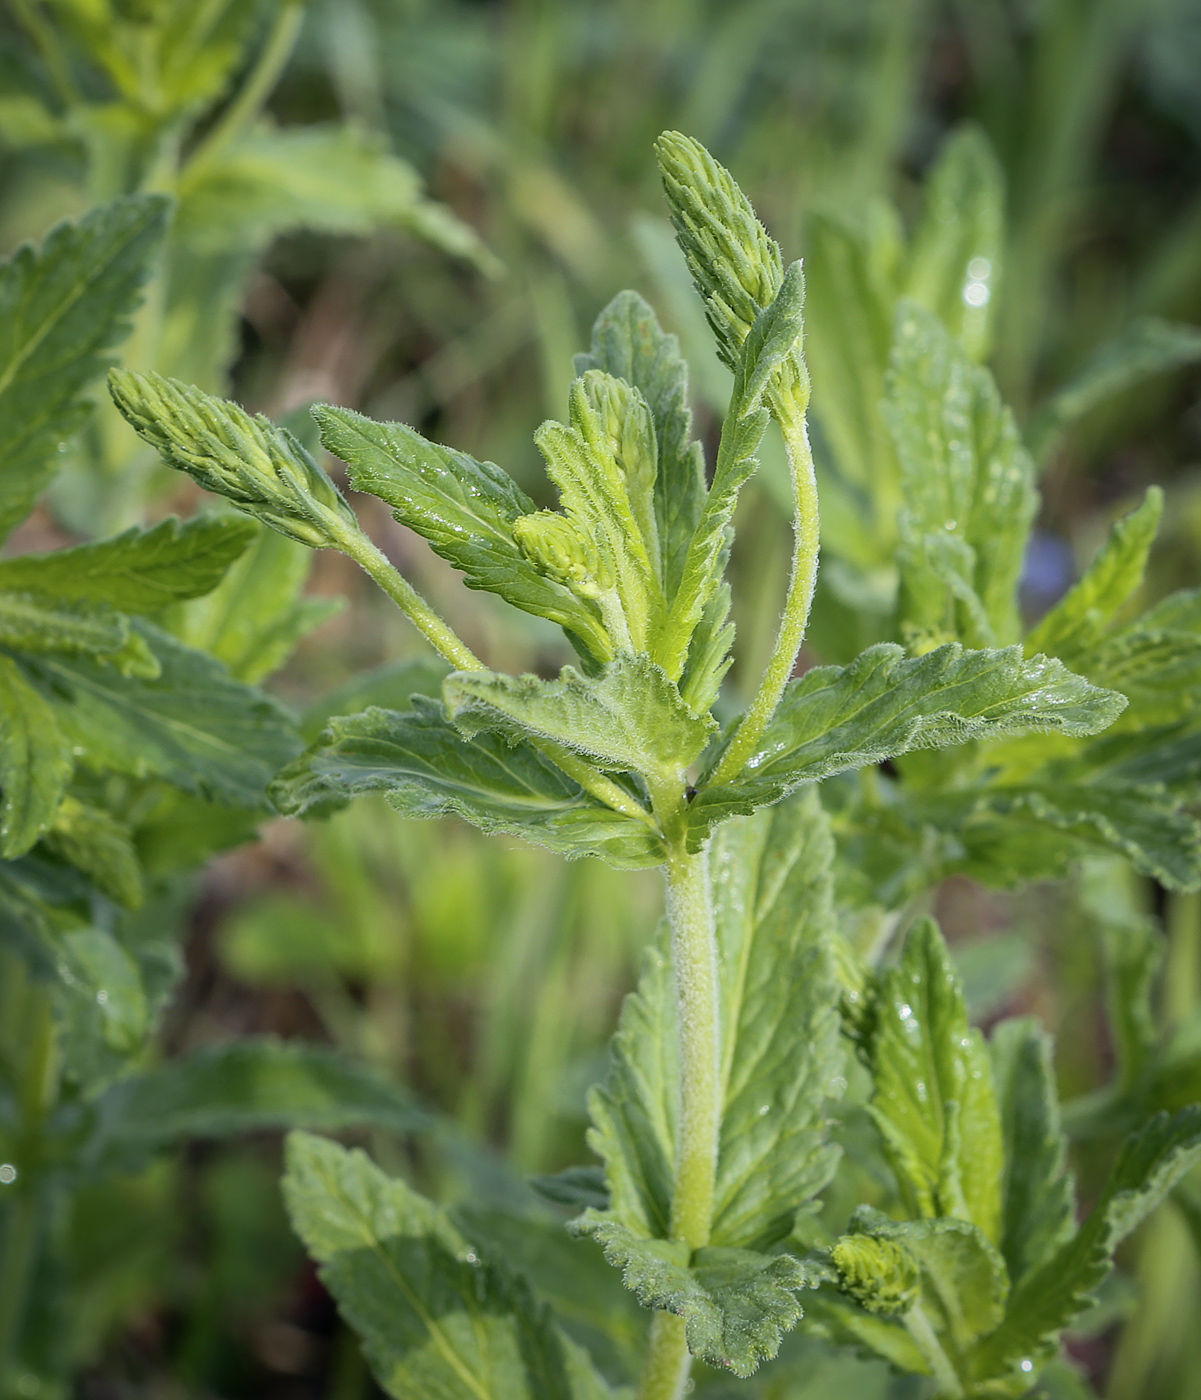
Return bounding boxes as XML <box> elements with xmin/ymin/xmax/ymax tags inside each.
<box><xmin>3</xmin><ymin>0</ymin><xmax>1201</xmax><ymax>1395</ymax></box>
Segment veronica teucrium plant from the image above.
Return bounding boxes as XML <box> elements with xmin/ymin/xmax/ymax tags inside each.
<box><xmin>111</xmin><ymin>135</ymin><xmax>1201</xmax><ymax>1400</ymax></box>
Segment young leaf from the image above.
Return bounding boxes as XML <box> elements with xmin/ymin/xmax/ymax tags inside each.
<box><xmin>87</xmin><ymin>1040</ymin><xmax>430</xmax><ymax>1171</ymax></box>
<box><xmin>26</xmin><ymin>620</ymin><xmax>300</xmax><ymax>810</ymax></box>
<box><xmin>1026</xmin><ymin>488</ymin><xmax>1163</xmax><ymax>666</ymax></box>
<box><xmin>989</xmin><ymin>1018</ymin><xmax>1076</xmax><ymax>1286</ymax></box>
<box><xmin>0</xmin><ymin>653</ymin><xmax>71</xmax><ymax>858</ymax></box>
<box><xmin>444</xmin><ymin>654</ymin><xmax>715</xmax><ymax>780</ymax></box>
<box><xmin>972</xmin><ymin>1106</ymin><xmax>1201</xmax><ymax>1388</ymax></box>
<box><xmin>0</xmin><ymin>592</ymin><xmax>159</xmax><ymax>676</ymax></box>
<box><xmin>689</xmin><ymin>644</ymin><xmax>1125</xmax><ymax>837</ymax></box>
<box><xmin>283</xmin><ymin>1133</ymin><xmax>618</xmax><ymax>1400</ymax></box>
<box><xmin>42</xmin><ymin>796</ymin><xmax>143</xmax><ymax>909</ymax></box>
<box><xmin>109</xmin><ymin>370</ymin><xmax>360</xmax><ymax>549</ymax></box>
<box><xmin>1028</xmin><ymin>319</ymin><xmax>1201</xmax><ymax>461</ymax></box>
<box><xmin>867</xmin><ymin>919</ymin><xmax>1004</xmax><ymax>1243</ymax></box>
<box><xmin>578</xmin><ymin>1220</ymin><xmax>815</xmax><ymax>1378</ymax></box>
<box><xmin>271</xmin><ymin>698</ymin><xmax>665</xmax><ymax>869</ymax></box>
<box><xmin>313</xmin><ymin>404</ymin><xmax>612</xmax><ymax>661</ymax></box>
<box><xmin>903</xmin><ymin>125</ymin><xmax>1004</xmax><ymax>363</ymax></box>
<box><xmin>575</xmin><ymin>291</ymin><xmax>706</xmax><ymax>602</ymax></box>
<box><xmin>0</xmin><ymin>514</ymin><xmax>258</xmax><ymax>612</ymax></box>
<box><xmin>886</xmin><ymin>302</ymin><xmax>1038</xmax><ymax>648</ymax></box>
<box><xmin>0</xmin><ymin>195</ymin><xmax>170</xmax><ymax>541</ymax></box>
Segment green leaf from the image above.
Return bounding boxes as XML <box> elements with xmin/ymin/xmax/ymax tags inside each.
<box><xmin>690</xmin><ymin>644</ymin><xmax>1125</xmax><ymax>838</ymax></box>
<box><xmin>0</xmin><ymin>514</ymin><xmax>258</xmax><ymax>612</ymax></box>
<box><xmin>904</xmin><ymin>125</ymin><xmax>1004</xmax><ymax>363</ymax></box>
<box><xmin>0</xmin><ymin>195</ymin><xmax>170</xmax><ymax>541</ymax></box>
<box><xmin>1084</xmin><ymin>588</ymin><xmax>1201</xmax><ymax>723</ymax></box>
<box><xmin>168</xmin><ymin>522</ymin><xmax>342</xmax><ymax>683</ymax></box>
<box><xmin>314</xmin><ymin>402</ymin><xmax>613</xmax><ymax>662</ymax></box>
<box><xmin>283</xmin><ymin>1132</ymin><xmax>618</xmax><ymax>1400</ymax></box>
<box><xmin>88</xmin><ymin>1040</ymin><xmax>430</xmax><ymax>1169</ymax></box>
<box><xmin>989</xmin><ymin>1019</ymin><xmax>1075</xmax><ymax>1287</ymax></box>
<box><xmin>1026</xmin><ymin>488</ymin><xmax>1163</xmax><ymax>666</ymax></box>
<box><xmin>25</xmin><ymin>619</ymin><xmax>300</xmax><ymax>810</ymax></box>
<box><xmin>58</xmin><ymin>925</ymin><xmax>147</xmax><ymax>1056</ymax></box>
<box><xmin>1100</xmin><ymin>917</ymin><xmax>1163</xmax><ymax>1093</ymax></box>
<box><xmin>1028</xmin><ymin>319</ymin><xmax>1201</xmax><ymax>461</ymax></box>
<box><xmin>0</xmin><ymin>591</ymin><xmax>158</xmax><ymax>677</ymax></box>
<box><xmin>708</xmin><ymin>789</ymin><xmax>843</xmax><ymax>1251</ymax></box>
<box><xmin>109</xmin><ymin>370</ymin><xmax>360</xmax><ymax>549</ymax></box>
<box><xmin>575</xmin><ymin>291</ymin><xmax>706</xmax><ymax>603</ymax></box>
<box><xmin>578</xmin><ymin>1220</ymin><xmax>815</xmax><ymax>1378</ymax></box>
<box><xmin>0</xmin><ymin>652</ymin><xmax>70</xmax><ymax>857</ymax></box>
<box><xmin>867</xmin><ymin>919</ymin><xmax>1004</xmax><ymax>1243</ymax></box>
<box><xmin>444</xmin><ymin>654</ymin><xmax>714</xmax><ymax>779</ymax></box>
<box><xmin>177</xmin><ymin>122</ymin><xmax>499</xmax><ymax>275</ymax></box>
<box><xmin>302</xmin><ymin>657</ymin><xmax>450</xmax><ymax>743</ymax></box>
<box><xmin>271</xmin><ymin>698</ymin><xmax>664</xmax><ymax>869</ymax></box>
<box><xmin>41</xmin><ymin>796</ymin><xmax>143</xmax><ymax>909</ymax></box>
<box><xmin>973</xmin><ymin>1106</ymin><xmax>1201</xmax><ymax>1387</ymax></box>
<box><xmin>886</xmin><ymin>302</ymin><xmax>1038</xmax><ymax>649</ymax></box>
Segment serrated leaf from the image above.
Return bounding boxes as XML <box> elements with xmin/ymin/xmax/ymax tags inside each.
<box><xmin>177</xmin><ymin>122</ymin><xmax>498</xmax><ymax>274</ymax></box>
<box><xmin>314</xmin><ymin>403</ymin><xmax>612</xmax><ymax>661</ymax></box>
<box><xmin>0</xmin><ymin>591</ymin><xmax>158</xmax><ymax>676</ymax></box>
<box><xmin>575</xmin><ymin>291</ymin><xmax>706</xmax><ymax>602</ymax></box>
<box><xmin>1026</xmin><ymin>488</ymin><xmax>1163</xmax><ymax>666</ymax></box>
<box><xmin>690</xmin><ymin>644</ymin><xmax>1125</xmax><ymax>838</ymax></box>
<box><xmin>270</xmin><ymin>697</ymin><xmax>664</xmax><ymax>869</ymax></box>
<box><xmin>283</xmin><ymin>1133</ymin><xmax>618</xmax><ymax>1400</ymax></box>
<box><xmin>904</xmin><ymin>125</ymin><xmax>1003</xmax><ymax>363</ymax></box>
<box><xmin>87</xmin><ymin>1040</ymin><xmax>430</xmax><ymax>1170</ymax></box>
<box><xmin>0</xmin><ymin>514</ymin><xmax>257</xmax><ymax>612</ymax></box>
<box><xmin>972</xmin><ymin>1106</ymin><xmax>1201</xmax><ymax>1388</ymax></box>
<box><xmin>41</xmin><ymin>795</ymin><xmax>143</xmax><ymax>909</ymax></box>
<box><xmin>444</xmin><ymin>653</ymin><xmax>714</xmax><ymax>779</ymax></box>
<box><xmin>708</xmin><ymin>789</ymin><xmax>843</xmax><ymax>1250</ymax></box>
<box><xmin>989</xmin><ymin>1018</ymin><xmax>1075</xmax><ymax>1287</ymax></box>
<box><xmin>302</xmin><ymin>657</ymin><xmax>450</xmax><ymax>743</ymax></box>
<box><xmin>0</xmin><ymin>652</ymin><xmax>70</xmax><ymax>857</ymax></box>
<box><xmin>886</xmin><ymin>301</ymin><xmax>1037</xmax><ymax>649</ymax></box>
<box><xmin>868</xmin><ymin>919</ymin><xmax>1004</xmax><ymax>1242</ymax></box>
<box><xmin>0</xmin><ymin>195</ymin><xmax>169</xmax><ymax>541</ymax></box>
<box><xmin>58</xmin><ymin>925</ymin><xmax>147</xmax><ymax>1056</ymax></box>
<box><xmin>579</xmin><ymin>1219</ymin><xmax>814</xmax><ymax>1378</ymax></box>
<box><xmin>1100</xmin><ymin>917</ymin><xmax>1163</xmax><ymax>1093</ymax></box>
<box><xmin>1029</xmin><ymin>319</ymin><xmax>1201</xmax><ymax>461</ymax></box>
<box><xmin>23</xmin><ymin>619</ymin><xmax>300</xmax><ymax>809</ymax></box>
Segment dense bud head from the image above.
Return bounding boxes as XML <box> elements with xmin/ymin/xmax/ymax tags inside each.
<box><xmin>513</xmin><ymin>511</ymin><xmax>601</xmax><ymax>590</ymax></box>
<box><xmin>108</xmin><ymin>369</ymin><xmax>358</xmax><ymax>549</ymax></box>
<box><xmin>830</xmin><ymin>1235</ymin><xmax>919</xmax><ymax>1315</ymax></box>
<box><xmin>654</xmin><ymin>130</ymin><xmax>784</xmax><ymax>369</ymax></box>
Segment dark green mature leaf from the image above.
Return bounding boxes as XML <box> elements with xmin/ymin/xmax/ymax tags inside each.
<box><xmin>0</xmin><ymin>652</ymin><xmax>70</xmax><ymax>857</ymax></box>
<box><xmin>689</xmin><ymin>644</ymin><xmax>1124</xmax><ymax>838</ymax></box>
<box><xmin>0</xmin><ymin>514</ymin><xmax>257</xmax><ymax>612</ymax></box>
<box><xmin>886</xmin><ymin>302</ymin><xmax>1037</xmax><ymax>648</ymax></box>
<box><xmin>708</xmin><ymin>790</ymin><xmax>843</xmax><ymax>1250</ymax></box>
<box><xmin>283</xmin><ymin>1133</ymin><xmax>618</xmax><ymax>1400</ymax></box>
<box><xmin>868</xmin><ymin>919</ymin><xmax>1004</xmax><ymax>1242</ymax></box>
<box><xmin>1026</xmin><ymin>489</ymin><xmax>1163</xmax><ymax>667</ymax></box>
<box><xmin>25</xmin><ymin>620</ymin><xmax>299</xmax><ymax>809</ymax></box>
<box><xmin>88</xmin><ymin>1040</ymin><xmax>430</xmax><ymax>1168</ymax></box>
<box><xmin>444</xmin><ymin>654</ymin><xmax>714</xmax><ymax>779</ymax></box>
<box><xmin>575</xmin><ymin>291</ymin><xmax>706</xmax><ymax>602</ymax></box>
<box><xmin>904</xmin><ymin>125</ymin><xmax>1003</xmax><ymax>363</ymax></box>
<box><xmin>1028</xmin><ymin>319</ymin><xmax>1201</xmax><ymax>461</ymax></box>
<box><xmin>271</xmin><ymin>697</ymin><xmax>664</xmax><ymax>869</ymax></box>
<box><xmin>989</xmin><ymin>1019</ymin><xmax>1075</xmax><ymax>1287</ymax></box>
<box><xmin>1100</xmin><ymin>918</ymin><xmax>1163</xmax><ymax>1093</ymax></box>
<box><xmin>0</xmin><ymin>195</ymin><xmax>170</xmax><ymax>541</ymax></box>
<box><xmin>42</xmin><ymin>796</ymin><xmax>143</xmax><ymax>909</ymax></box>
<box><xmin>1085</xmin><ymin>588</ymin><xmax>1201</xmax><ymax>724</ymax></box>
<box><xmin>973</xmin><ymin>1107</ymin><xmax>1201</xmax><ymax>1388</ymax></box>
<box><xmin>579</xmin><ymin>1220</ymin><xmax>814</xmax><ymax>1378</ymax></box>
<box><xmin>314</xmin><ymin>404</ymin><xmax>611</xmax><ymax>661</ymax></box>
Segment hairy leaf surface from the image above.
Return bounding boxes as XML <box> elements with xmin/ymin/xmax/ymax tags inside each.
<box><xmin>0</xmin><ymin>653</ymin><xmax>70</xmax><ymax>857</ymax></box>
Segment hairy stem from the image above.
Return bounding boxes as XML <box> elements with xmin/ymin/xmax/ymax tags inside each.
<box><xmin>708</xmin><ymin>391</ymin><xmax>818</xmax><ymax>786</ymax></box>
<box><xmin>905</xmin><ymin>1303</ymin><xmax>963</xmax><ymax>1399</ymax></box>
<box><xmin>336</xmin><ymin>525</ymin><xmax>659</xmax><ymax>830</ymax></box>
<box><xmin>182</xmin><ymin>0</ymin><xmax>306</xmax><ymax>179</ymax></box>
<box><xmin>636</xmin><ymin>1312</ymin><xmax>692</xmax><ymax>1400</ymax></box>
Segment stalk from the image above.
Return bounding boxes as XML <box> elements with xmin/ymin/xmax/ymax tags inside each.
<box><xmin>637</xmin><ymin>813</ymin><xmax>721</xmax><ymax>1400</ymax></box>
<box><xmin>0</xmin><ymin>1191</ymin><xmax>38</xmax><ymax>1392</ymax></box>
<box><xmin>708</xmin><ymin>390</ymin><xmax>819</xmax><ymax>786</ymax></box>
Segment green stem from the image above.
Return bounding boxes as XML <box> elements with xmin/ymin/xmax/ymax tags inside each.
<box><xmin>1164</xmin><ymin>890</ymin><xmax>1200</xmax><ymax>1030</ymax></box>
<box><xmin>636</xmin><ymin>1312</ymin><xmax>692</xmax><ymax>1400</ymax></box>
<box><xmin>335</xmin><ymin>525</ymin><xmax>659</xmax><ymax>831</ymax></box>
<box><xmin>905</xmin><ymin>1303</ymin><xmax>963</xmax><ymax>1399</ymax></box>
<box><xmin>181</xmin><ymin>0</ymin><xmax>306</xmax><ymax>180</ymax></box>
<box><xmin>708</xmin><ymin>391</ymin><xmax>819</xmax><ymax>787</ymax></box>
<box><xmin>0</xmin><ymin>1191</ymin><xmax>38</xmax><ymax>1392</ymax></box>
